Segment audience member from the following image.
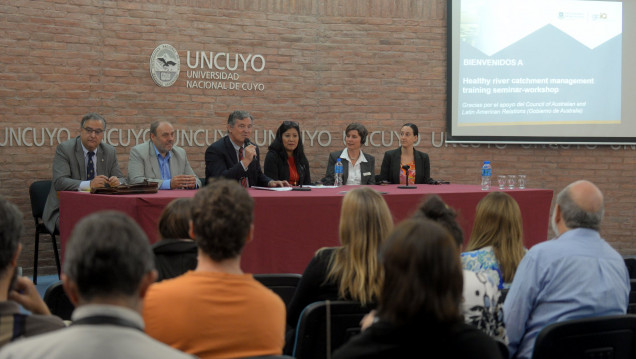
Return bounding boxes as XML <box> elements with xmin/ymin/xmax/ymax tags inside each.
<box><xmin>462</xmin><ymin>191</ymin><xmax>526</xmax><ymax>289</ymax></box>
<box><xmin>264</xmin><ymin>121</ymin><xmax>311</xmax><ymax>186</ymax></box>
<box><xmin>504</xmin><ymin>180</ymin><xmax>630</xmax><ymax>359</ymax></box>
<box><xmin>332</xmin><ymin>218</ymin><xmax>503</xmax><ymax>359</ymax></box>
<box><xmin>0</xmin><ymin>211</ymin><xmax>192</xmax><ymax>358</ymax></box>
<box><xmin>378</xmin><ymin>123</ymin><xmax>431</xmax><ymax>184</ymax></box>
<box><xmin>143</xmin><ymin>179</ymin><xmax>285</xmax><ymax>359</ymax></box>
<box><xmin>323</xmin><ymin>123</ymin><xmax>375</xmax><ymax>185</ymax></box>
<box><xmin>414</xmin><ymin>195</ymin><xmax>507</xmax><ymax>344</ymax></box>
<box><xmin>0</xmin><ymin>197</ymin><xmax>64</xmax><ymax>348</ymax></box>
<box><xmin>43</xmin><ymin>113</ymin><xmax>126</xmax><ymax>233</ymax></box>
<box><xmin>152</xmin><ymin>198</ymin><xmax>197</xmax><ymax>281</ymax></box>
<box><xmin>285</xmin><ymin>187</ymin><xmax>392</xmax><ymax>353</ymax></box>
<box><xmin>128</xmin><ymin>121</ymin><xmax>200</xmax><ymax>189</ymax></box>
<box><xmin>204</xmin><ymin>110</ymin><xmax>288</xmax><ymax>188</ymax></box>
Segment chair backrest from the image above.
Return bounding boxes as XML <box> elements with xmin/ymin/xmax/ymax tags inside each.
<box><xmin>532</xmin><ymin>314</ymin><xmax>636</xmax><ymax>359</ymax></box>
<box><xmin>43</xmin><ymin>280</ymin><xmax>75</xmax><ymax>321</ymax></box>
<box><xmin>253</xmin><ymin>273</ymin><xmax>302</xmax><ymax>307</ymax></box>
<box><xmin>29</xmin><ymin>180</ymin><xmax>52</xmax><ymax>219</ymax></box>
<box><xmin>625</xmin><ymin>258</ymin><xmax>636</xmax><ymax>279</ymax></box>
<box><xmin>292</xmin><ymin>300</ymin><xmax>370</xmax><ymax>359</ymax></box>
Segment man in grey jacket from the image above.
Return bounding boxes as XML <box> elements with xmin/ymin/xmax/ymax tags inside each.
<box><xmin>127</xmin><ymin>121</ymin><xmax>200</xmax><ymax>189</ymax></box>
<box><xmin>42</xmin><ymin>113</ymin><xmax>126</xmax><ymax>233</ymax></box>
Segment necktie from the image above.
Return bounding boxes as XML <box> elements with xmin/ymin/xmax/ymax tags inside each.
<box><xmin>238</xmin><ymin>147</ymin><xmax>247</xmax><ymax>188</ymax></box>
<box><xmin>87</xmin><ymin>151</ymin><xmax>95</xmax><ymax>181</ymax></box>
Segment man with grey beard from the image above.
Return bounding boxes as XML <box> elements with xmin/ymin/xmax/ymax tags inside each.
<box><xmin>503</xmin><ymin>180</ymin><xmax>629</xmax><ymax>359</ymax></box>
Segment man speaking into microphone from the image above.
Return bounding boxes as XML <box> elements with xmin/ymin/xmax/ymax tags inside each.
<box><xmin>205</xmin><ymin>110</ymin><xmax>290</xmax><ymax>188</ymax></box>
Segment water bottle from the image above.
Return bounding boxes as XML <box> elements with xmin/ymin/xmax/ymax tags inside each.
<box><xmin>334</xmin><ymin>158</ymin><xmax>344</xmax><ymax>186</ymax></box>
<box><xmin>481</xmin><ymin>161</ymin><xmax>492</xmax><ymax>191</ymax></box>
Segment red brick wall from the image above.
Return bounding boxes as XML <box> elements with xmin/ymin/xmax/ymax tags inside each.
<box><xmin>1</xmin><ymin>1</ymin><xmax>634</xmax><ymax>274</ymax></box>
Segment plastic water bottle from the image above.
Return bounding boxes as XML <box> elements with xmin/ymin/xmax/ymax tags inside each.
<box><xmin>334</xmin><ymin>158</ymin><xmax>344</xmax><ymax>186</ymax></box>
<box><xmin>481</xmin><ymin>161</ymin><xmax>492</xmax><ymax>191</ymax></box>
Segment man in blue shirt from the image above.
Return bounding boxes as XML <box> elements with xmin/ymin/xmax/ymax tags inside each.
<box><xmin>504</xmin><ymin>180</ymin><xmax>629</xmax><ymax>359</ymax></box>
<box><xmin>128</xmin><ymin>121</ymin><xmax>201</xmax><ymax>190</ymax></box>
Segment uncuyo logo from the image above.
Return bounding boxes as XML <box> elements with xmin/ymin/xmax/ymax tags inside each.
<box><xmin>150</xmin><ymin>44</ymin><xmax>180</xmax><ymax>87</ymax></box>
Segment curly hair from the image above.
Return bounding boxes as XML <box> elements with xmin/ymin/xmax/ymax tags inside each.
<box><xmin>191</xmin><ymin>179</ymin><xmax>254</xmax><ymax>261</ymax></box>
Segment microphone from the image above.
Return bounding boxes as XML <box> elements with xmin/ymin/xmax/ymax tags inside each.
<box><xmin>292</xmin><ymin>162</ymin><xmax>311</xmax><ymax>191</ymax></box>
<box><xmin>244</xmin><ymin>138</ymin><xmax>253</xmax><ymax>147</ymax></box>
<box><xmin>398</xmin><ymin>164</ymin><xmax>416</xmax><ymax>189</ymax></box>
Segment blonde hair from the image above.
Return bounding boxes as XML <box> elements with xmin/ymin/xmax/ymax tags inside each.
<box><xmin>323</xmin><ymin>187</ymin><xmax>393</xmax><ymax>305</ymax></box>
<box><xmin>466</xmin><ymin>192</ymin><xmax>525</xmax><ymax>283</ymax></box>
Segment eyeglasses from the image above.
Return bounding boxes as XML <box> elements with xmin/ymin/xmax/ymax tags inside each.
<box><xmin>82</xmin><ymin>127</ymin><xmax>104</xmax><ymax>135</ymax></box>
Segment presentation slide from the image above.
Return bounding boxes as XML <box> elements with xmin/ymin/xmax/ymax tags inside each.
<box><xmin>447</xmin><ymin>0</ymin><xmax>636</xmax><ymax>144</ymax></box>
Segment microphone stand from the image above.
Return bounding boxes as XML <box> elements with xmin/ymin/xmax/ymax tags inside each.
<box><xmin>292</xmin><ymin>162</ymin><xmax>311</xmax><ymax>191</ymax></box>
<box><xmin>397</xmin><ymin>164</ymin><xmax>416</xmax><ymax>189</ymax></box>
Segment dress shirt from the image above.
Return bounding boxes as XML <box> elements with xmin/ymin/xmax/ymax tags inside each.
<box><xmin>78</xmin><ymin>144</ymin><xmax>97</xmax><ymax>191</ymax></box>
<box><xmin>153</xmin><ymin>142</ymin><xmax>172</xmax><ymax>190</ymax></box>
<box><xmin>504</xmin><ymin>228</ymin><xmax>629</xmax><ymax>359</ymax></box>
<box><xmin>340</xmin><ymin>149</ymin><xmax>368</xmax><ymax>185</ymax></box>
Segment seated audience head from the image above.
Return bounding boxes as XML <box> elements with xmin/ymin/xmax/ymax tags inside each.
<box><xmin>344</xmin><ymin>123</ymin><xmax>368</xmax><ymax>148</ymax></box>
<box><xmin>149</xmin><ymin>120</ymin><xmax>176</xmax><ymax>156</ymax></box>
<box><xmin>399</xmin><ymin>123</ymin><xmax>419</xmax><ymax>149</ymax></box>
<box><xmin>269</xmin><ymin>121</ymin><xmax>305</xmax><ymax>158</ymax></box>
<box><xmin>63</xmin><ymin>211</ymin><xmax>156</xmax><ymax>307</ymax></box>
<box><xmin>226</xmin><ymin>110</ymin><xmax>254</xmax><ymax>146</ymax></box>
<box><xmin>157</xmin><ymin>198</ymin><xmax>192</xmax><ymax>241</ymax></box>
<box><xmin>552</xmin><ymin>179</ymin><xmax>604</xmax><ymax>235</ymax></box>
<box><xmin>0</xmin><ymin>197</ymin><xmax>22</xmax><ymax>276</ymax></box>
<box><xmin>190</xmin><ymin>178</ymin><xmax>254</xmax><ymax>262</ymax></box>
<box><xmin>467</xmin><ymin>191</ymin><xmax>525</xmax><ymax>283</ymax></box>
<box><xmin>379</xmin><ymin>218</ymin><xmax>463</xmax><ymax>326</ymax></box>
<box><xmin>79</xmin><ymin>113</ymin><xmax>107</xmax><ymax>152</ymax></box>
<box><xmin>413</xmin><ymin>195</ymin><xmax>463</xmax><ymax>248</ymax></box>
<box><xmin>326</xmin><ymin>187</ymin><xmax>393</xmax><ymax>304</ymax></box>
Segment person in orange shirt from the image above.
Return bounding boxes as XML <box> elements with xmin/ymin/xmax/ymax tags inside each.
<box><xmin>142</xmin><ymin>179</ymin><xmax>285</xmax><ymax>359</ymax></box>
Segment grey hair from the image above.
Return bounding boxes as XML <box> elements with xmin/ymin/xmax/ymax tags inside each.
<box><xmin>150</xmin><ymin>120</ymin><xmax>171</xmax><ymax>136</ymax></box>
<box><xmin>556</xmin><ymin>186</ymin><xmax>604</xmax><ymax>231</ymax></box>
<box><xmin>0</xmin><ymin>197</ymin><xmax>22</xmax><ymax>271</ymax></box>
<box><xmin>80</xmin><ymin>113</ymin><xmax>107</xmax><ymax>130</ymax></box>
<box><xmin>227</xmin><ymin>110</ymin><xmax>253</xmax><ymax>127</ymax></box>
<box><xmin>63</xmin><ymin>211</ymin><xmax>154</xmax><ymax>301</ymax></box>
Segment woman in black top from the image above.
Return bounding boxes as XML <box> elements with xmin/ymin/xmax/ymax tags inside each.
<box><xmin>378</xmin><ymin>123</ymin><xmax>431</xmax><ymax>184</ymax></box>
<box><xmin>264</xmin><ymin>121</ymin><xmax>311</xmax><ymax>185</ymax></box>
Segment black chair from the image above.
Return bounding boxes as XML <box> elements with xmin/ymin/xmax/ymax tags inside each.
<box><xmin>628</xmin><ymin>279</ymin><xmax>636</xmax><ymax>314</ymax></box>
<box><xmin>292</xmin><ymin>300</ymin><xmax>370</xmax><ymax>359</ymax></box>
<box><xmin>253</xmin><ymin>273</ymin><xmax>302</xmax><ymax>307</ymax></box>
<box><xmin>532</xmin><ymin>315</ymin><xmax>636</xmax><ymax>359</ymax></box>
<box><xmin>625</xmin><ymin>258</ymin><xmax>636</xmax><ymax>279</ymax></box>
<box><xmin>29</xmin><ymin>180</ymin><xmax>61</xmax><ymax>284</ymax></box>
<box><xmin>43</xmin><ymin>280</ymin><xmax>75</xmax><ymax>321</ymax></box>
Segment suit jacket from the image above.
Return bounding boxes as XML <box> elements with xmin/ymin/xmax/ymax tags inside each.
<box><xmin>43</xmin><ymin>137</ymin><xmax>126</xmax><ymax>233</ymax></box>
<box><xmin>379</xmin><ymin>147</ymin><xmax>431</xmax><ymax>184</ymax></box>
<box><xmin>323</xmin><ymin>150</ymin><xmax>375</xmax><ymax>185</ymax></box>
<box><xmin>127</xmin><ymin>141</ymin><xmax>201</xmax><ymax>189</ymax></box>
<box><xmin>204</xmin><ymin>136</ymin><xmax>272</xmax><ymax>187</ymax></box>
<box><xmin>263</xmin><ymin>150</ymin><xmax>311</xmax><ymax>185</ymax></box>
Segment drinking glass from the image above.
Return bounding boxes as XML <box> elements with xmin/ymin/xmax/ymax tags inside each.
<box><xmin>518</xmin><ymin>174</ymin><xmax>527</xmax><ymax>189</ymax></box>
<box><xmin>507</xmin><ymin>175</ymin><xmax>517</xmax><ymax>189</ymax></box>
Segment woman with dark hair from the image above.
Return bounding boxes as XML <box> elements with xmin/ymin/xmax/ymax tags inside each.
<box><xmin>462</xmin><ymin>191</ymin><xmax>526</xmax><ymax>290</ymax></box>
<box><xmin>264</xmin><ymin>121</ymin><xmax>311</xmax><ymax>185</ymax></box>
<box><xmin>152</xmin><ymin>198</ymin><xmax>197</xmax><ymax>281</ymax></box>
<box><xmin>332</xmin><ymin>218</ymin><xmax>503</xmax><ymax>359</ymax></box>
<box><xmin>378</xmin><ymin>123</ymin><xmax>431</xmax><ymax>184</ymax></box>
<box><xmin>323</xmin><ymin>123</ymin><xmax>375</xmax><ymax>185</ymax></box>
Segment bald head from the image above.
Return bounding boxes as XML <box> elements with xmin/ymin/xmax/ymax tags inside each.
<box><xmin>555</xmin><ymin>180</ymin><xmax>604</xmax><ymax>231</ymax></box>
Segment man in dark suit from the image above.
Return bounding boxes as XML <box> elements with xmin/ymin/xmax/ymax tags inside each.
<box><xmin>204</xmin><ymin>110</ymin><xmax>289</xmax><ymax>188</ymax></box>
<box><xmin>43</xmin><ymin>113</ymin><xmax>126</xmax><ymax>233</ymax></box>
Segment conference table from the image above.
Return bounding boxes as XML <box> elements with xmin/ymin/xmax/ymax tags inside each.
<box><xmin>59</xmin><ymin>184</ymin><xmax>553</xmax><ymax>274</ymax></box>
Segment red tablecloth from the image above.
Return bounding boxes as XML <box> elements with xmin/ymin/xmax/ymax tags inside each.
<box><xmin>60</xmin><ymin>184</ymin><xmax>553</xmax><ymax>274</ymax></box>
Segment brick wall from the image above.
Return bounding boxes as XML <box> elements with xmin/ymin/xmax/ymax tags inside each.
<box><xmin>1</xmin><ymin>0</ymin><xmax>634</xmax><ymax>275</ymax></box>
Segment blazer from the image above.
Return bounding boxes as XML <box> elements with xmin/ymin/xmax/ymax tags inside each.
<box><xmin>378</xmin><ymin>147</ymin><xmax>431</xmax><ymax>184</ymax></box>
<box><xmin>43</xmin><ymin>137</ymin><xmax>126</xmax><ymax>232</ymax></box>
<box><xmin>204</xmin><ymin>135</ymin><xmax>272</xmax><ymax>187</ymax></box>
<box><xmin>127</xmin><ymin>140</ymin><xmax>201</xmax><ymax>188</ymax></box>
<box><xmin>263</xmin><ymin>150</ymin><xmax>311</xmax><ymax>185</ymax></box>
<box><xmin>323</xmin><ymin>150</ymin><xmax>376</xmax><ymax>185</ymax></box>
